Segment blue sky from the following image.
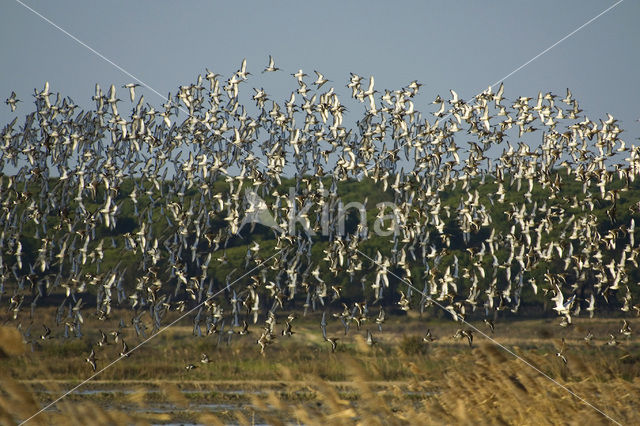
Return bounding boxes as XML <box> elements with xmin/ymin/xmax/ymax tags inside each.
<box><xmin>1</xmin><ymin>1</ymin><xmax>638</xmax><ymax>145</ymax></box>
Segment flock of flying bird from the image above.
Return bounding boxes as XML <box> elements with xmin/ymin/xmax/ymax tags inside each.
<box><xmin>1</xmin><ymin>56</ymin><xmax>639</xmax><ymax>371</ymax></box>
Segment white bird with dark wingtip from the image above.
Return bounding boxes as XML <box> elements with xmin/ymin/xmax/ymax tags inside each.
<box><xmin>620</xmin><ymin>320</ymin><xmax>632</xmax><ymax>337</ymax></box>
<box><xmin>122</xmin><ymin>83</ymin><xmax>140</xmax><ymax>102</ymax></box>
<box><xmin>423</xmin><ymin>329</ymin><xmax>436</xmax><ymax>343</ymax></box>
<box><xmin>375</xmin><ymin>308</ymin><xmax>385</xmax><ymax>331</ymax></box>
<box><xmin>313</xmin><ymin>71</ymin><xmax>329</xmax><ymax>89</ymax></box>
<box><xmin>97</xmin><ymin>329</ymin><xmax>108</xmax><ymax>347</ymax></box>
<box><xmin>325</xmin><ymin>337</ymin><xmax>338</xmax><ymax>353</ymax></box>
<box><xmin>41</xmin><ymin>324</ymin><xmax>51</xmax><ymax>340</ymax></box>
<box><xmin>483</xmin><ymin>319</ymin><xmax>495</xmax><ymax>333</ymax></box>
<box><xmin>292</xmin><ymin>69</ymin><xmax>307</xmax><ymax>82</ymax></box>
<box><xmin>281</xmin><ymin>320</ymin><xmax>294</xmax><ymax>336</ymax></box>
<box><xmin>366</xmin><ymin>330</ymin><xmax>376</xmax><ymax>346</ymax></box>
<box><xmin>120</xmin><ymin>339</ymin><xmax>130</xmax><ymax>357</ymax></box>
<box><xmin>584</xmin><ymin>330</ymin><xmax>594</xmax><ymax>345</ymax></box>
<box><xmin>237</xmin><ymin>58</ymin><xmax>250</xmax><ymax>80</ymax></box>
<box><xmin>263</xmin><ymin>55</ymin><xmax>280</xmax><ymax>73</ymax></box>
<box><xmin>86</xmin><ymin>348</ymin><xmax>97</xmax><ymax>371</ymax></box>
<box><xmin>556</xmin><ymin>338</ymin><xmax>567</xmax><ymax>364</ymax></box>
<box><xmin>453</xmin><ymin>328</ymin><xmax>473</xmax><ymax>347</ymax></box>
<box><xmin>5</xmin><ymin>91</ymin><xmax>19</xmax><ymax>111</ymax></box>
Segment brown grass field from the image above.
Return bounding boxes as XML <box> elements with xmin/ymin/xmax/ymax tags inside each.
<box><xmin>1</xmin><ymin>312</ymin><xmax>639</xmax><ymax>425</ymax></box>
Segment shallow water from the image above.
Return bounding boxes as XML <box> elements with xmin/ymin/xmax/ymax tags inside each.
<box><xmin>139</xmin><ymin>402</ymin><xmax>240</xmax><ymax>413</ymax></box>
<box><xmin>37</xmin><ymin>387</ymin><xmax>265</xmax><ymax>396</ymax></box>
<box><xmin>31</xmin><ymin>384</ymin><xmax>435</xmax><ymax>424</ymax></box>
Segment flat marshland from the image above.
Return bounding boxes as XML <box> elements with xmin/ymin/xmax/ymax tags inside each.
<box><xmin>1</xmin><ymin>313</ymin><xmax>639</xmax><ymax>425</ymax></box>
